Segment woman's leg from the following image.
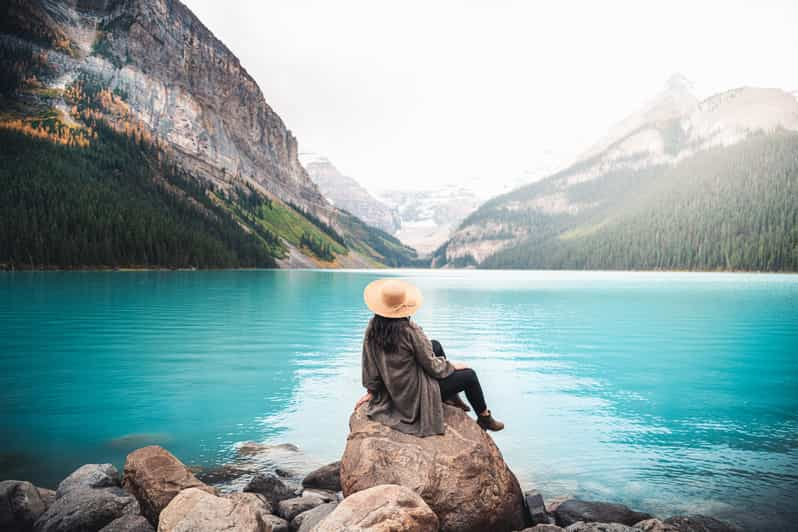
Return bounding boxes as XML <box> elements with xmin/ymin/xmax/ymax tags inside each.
<box><xmin>438</xmin><ymin>368</ymin><xmax>487</xmax><ymax>415</ymax></box>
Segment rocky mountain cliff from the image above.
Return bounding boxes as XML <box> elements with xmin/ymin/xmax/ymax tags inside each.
<box><xmin>435</xmin><ymin>77</ymin><xmax>798</xmax><ymax>270</ymax></box>
<box><xmin>300</xmin><ymin>153</ymin><xmax>401</xmax><ymax>234</ymax></box>
<box><xmin>1</xmin><ymin>0</ymin><xmax>419</xmax><ymax>269</ymax></box>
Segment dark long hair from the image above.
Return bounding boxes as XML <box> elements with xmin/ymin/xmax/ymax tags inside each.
<box><xmin>366</xmin><ymin>315</ymin><xmax>410</xmax><ymax>353</ymax></box>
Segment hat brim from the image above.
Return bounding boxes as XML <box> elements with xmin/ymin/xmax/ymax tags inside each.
<box><xmin>363</xmin><ymin>279</ymin><xmax>423</xmax><ymax>318</ymax></box>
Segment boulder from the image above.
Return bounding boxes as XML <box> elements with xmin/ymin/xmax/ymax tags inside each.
<box><xmin>157</xmin><ymin>488</ymin><xmax>271</xmax><ymax>532</ymax></box>
<box><xmin>291</xmin><ymin>501</ymin><xmax>337</xmax><ymax>532</ymax></box>
<box><xmin>521</xmin><ymin>526</ymin><xmax>566</xmax><ymax>532</ymax></box>
<box><xmin>525</xmin><ymin>489</ymin><xmax>555</xmax><ymax>525</ymax></box>
<box><xmin>0</xmin><ymin>480</ymin><xmax>47</xmax><ymax>531</ymax></box>
<box><xmin>100</xmin><ymin>514</ymin><xmax>156</xmax><ymax>531</ymax></box>
<box><xmin>565</xmin><ymin>523</ymin><xmax>642</xmax><ymax>532</ymax></box>
<box><xmin>635</xmin><ymin>519</ymin><xmax>678</xmax><ymax>531</ymax></box>
<box><xmin>663</xmin><ymin>515</ymin><xmax>740</xmax><ymax>532</ymax></box>
<box><xmin>36</xmin><ymin>488</ymin><xmax>56</xmax><ymax>509</ymax></box>
<box><xmin>263</xmin><ymin>514</ymin><xmax>290</xmax><ymax>532</ymax></box>
<box><xmin>33</xmin><ymin>486</ymin><xmax>140</xmax><ymax>532</ymax></box>
<box><xmin>122</xmin><ymin>446</ymin><xmax>215</xmax><ymax>526</ymax></box>
<box><xmin>276</xmin><ymin>495</ymin><xmax>324</xmax><ymax>522</ymax></box>
<box><xmin>554</xmin><ymin>500</ymin><xmax>653</xmax><ymax>527</ymax></box>
<box><xmin>301</xmin><ymin>462</ymin><xmax>341</xmax><ymax>492</ymax></box>
<box><xmin>314</xmin><ymin>484</ymin><xmax>439</xmax><ymax>532</ymax></box>
<box><xmin>341</xmin><ymin>405</ymin><xmax>525</xmax><ymax>532</ymax></box>
<box><xmin>244</xmin><ymin>473</ymin><xmax>295</xmax><ymax>507</ymax></box>
<box><xmin>57</xmin><ymin>463</ymin><xmax>121</xmax><ymax>497</ymax></box>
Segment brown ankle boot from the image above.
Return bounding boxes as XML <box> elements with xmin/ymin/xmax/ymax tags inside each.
<box><xmin>477</xmin><ymin>410</ymin><xmax>504</xmax><ymax>431</ymax></box>
<box><xmin>444</xmin><ymin>394</ymin><xmax>471</xmax><ymax>412</ymax></box>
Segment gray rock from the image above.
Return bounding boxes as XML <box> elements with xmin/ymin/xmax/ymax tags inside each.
<box><xmin>276</xmin><ymin>495</ymin><xmax>325</xmax><ymax>522</ymax></box>
<box><xmin>521</xmin><ymin>526</ymin><xmax>566</xmax><ymax>532</ymax></box>
<box><xmin>100</xmin><ymin>514</ymin><xmax>155</xmax><ymax>531</ymax></box>
<box><xmin>555</xmin><ymin>500</ymin><xmax>653</xmax><ymax>527</ymax></box>
<box><xmin>158</xmin><ymin>489</ymin><xmax>271</xmax><ymax>532</ymax></box>
<box><xmin>33</xmin><ymin>486</ymin><xmax>140</xmax><ymax>532</ymax></box>
<box><xmin>301</xmin><ymin>461</ymin><xmax>341</xmax><ymax>492</ymax></box>
<box><xmin>291</xmin><ymin>501</ymin><xmax>337</xmax><ymax>532</ymax></box>
<box><xmin>565</xmin><ymin>523</ymin><xmax>642</xmax><ymax>532</ymax></box>
<box><xmin>244</xmin><ymin>473</ymin><xmax>295</xmax><ymax>507</ymax></box>
<box><xmin>36</xmin><ymin>488</ymin><xmax>56</xmax><ymax>509</ymax></box>
<box><xmin>56</xmin><ymin>463</ymin><xmax>120</xmax><ymax>498</ymax></box>
<box><xmin>264</xmin><ymin>513</ymin><xmax>290</xmax><ymax>532</ymax></box>
<box><xmin>300</xmin><ymin>488</ymin><xmax>337</xmax><ymax>502</ymax></box>
<box><xmin>526</xmin><ymin>489</ymin><xmax>555</xmax><ymax>525</ymax></box>
<box><xmin>0</xmin><ymin>480</ymin><xmax>47</xmax><ymax>532</ymax></box>
<box><xmin>635</xmin><ymin>519</ymin><xmax>679</xmax><ymax>531</ymax></box>
<box><xmin>664</xmin><ymin>515</ymin><xmax>740</xmax><ymax>532</ymax></box>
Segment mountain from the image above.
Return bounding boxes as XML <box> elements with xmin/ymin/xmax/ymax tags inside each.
<box><xmin>378</xmin><ymin>186</ymin><xmax>483</xmax><ymax>255</ymax></box>
<box><xmin>434</xmin><ymin>77</ymin><xmax>798</xmax><ymax>270</ymax></box>
<box><xmin>299</xmin><ymin>153</ymin><xmax>401</xmax><ymax>234</ymax></box>
<box><xmin>0</xmin><ymin>0</ymin><xmax>419</xmax><ymax>269</ymax></box>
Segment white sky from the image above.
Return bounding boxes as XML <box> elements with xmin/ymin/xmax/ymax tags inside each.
<box><xmin>183</xmin><ymin>0</ymin><xmax>798</xmax><ymax>195</ymax></box>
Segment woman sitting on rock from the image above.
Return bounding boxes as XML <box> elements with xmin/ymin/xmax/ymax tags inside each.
<box><xmin>355</xmin><ymin>278</ymin><xmax>504</xmax><ymax>435</ymax></box>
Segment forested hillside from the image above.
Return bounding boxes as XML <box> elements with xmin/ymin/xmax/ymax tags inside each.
<box><xmin>437</xmin><ymin>132</ymin><xmax>798</xmax><ymax>271</ymax></box>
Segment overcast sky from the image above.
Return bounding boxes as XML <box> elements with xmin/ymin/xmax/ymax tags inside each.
<box><xmin>183</xmin><ymin>0</ymin><xmax>798</xmax><ymax>195</ymax></box>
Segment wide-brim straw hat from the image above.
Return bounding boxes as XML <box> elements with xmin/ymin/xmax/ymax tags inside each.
<box><xmin>363</xmin><ymin>279</ymin><xmax>423</xmax><ymax>318</ymax></box>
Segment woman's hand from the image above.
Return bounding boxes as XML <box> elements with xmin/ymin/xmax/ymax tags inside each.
<box><xmin>452</xmin><ymin>362</ymin><xmax>469</xmax><ymax>370</ymax></box>
<box><xmin>354</xmin><ymin>391</ymin><xmax>373</xmax><ymax>411</ymax></box>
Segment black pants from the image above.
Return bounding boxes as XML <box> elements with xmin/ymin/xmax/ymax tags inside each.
<box><xmin>431</xmin><ymin>340</ymin><xmax>487</xmax><ymax>414</ymax></box>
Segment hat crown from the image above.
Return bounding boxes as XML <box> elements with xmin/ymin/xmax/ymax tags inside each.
<box><xmin>381</xmin><ymin>281</ymin><xmax>406</xmax><ymax>307</ymax></box>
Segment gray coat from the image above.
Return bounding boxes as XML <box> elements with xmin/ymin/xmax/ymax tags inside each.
<box><xmin>362</xmin><ymin>319</ymin><xmax>455</xmax><ymax>436</ymax></box>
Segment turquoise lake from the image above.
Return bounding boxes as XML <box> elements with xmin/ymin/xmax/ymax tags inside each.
<box><xmin>1</xmin><ymin>270</ymin><xmax>797</xmax><ymax>530</ymax></box>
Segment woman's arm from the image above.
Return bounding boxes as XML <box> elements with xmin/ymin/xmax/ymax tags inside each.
<box><xmin>409</xmin><ymin>324</ymin><xmax>455</xmax><ymax>379</ymax></box>
<box><xmin>362</xmin><ymin>339</ymin><xmax>383</xmax><ymax>392</ymax></box>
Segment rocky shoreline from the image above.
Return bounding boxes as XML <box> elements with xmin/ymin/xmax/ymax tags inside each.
<box><xmin>1</xmin><ymin>406</ymin><xmax>742</xmax><ymax>532</ymax></box>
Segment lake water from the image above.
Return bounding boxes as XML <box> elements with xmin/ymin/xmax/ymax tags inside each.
<box><xmin>1</xmin><ymin>270</ymin><xmax>797</xmax><ymax>530</ymax></box>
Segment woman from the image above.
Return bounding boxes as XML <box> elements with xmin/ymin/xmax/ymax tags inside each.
<box><xmin>354</xmin><ymin>278</ymin><xmax>504</xmax><ymax>436</ymax></box>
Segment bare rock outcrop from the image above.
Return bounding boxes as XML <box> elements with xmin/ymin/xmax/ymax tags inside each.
<box><xmin>121</xmin><ymin>445</ymin><xmax>215</xmax><ymax>526</ymax></box>
<box><xmin>340</xmin><ymin>404</ymin><xmax>525</xmax><ymax>532</ymax></box>
<box><xmin>314</xmin><ymin>484</ymin><xmax>438</xmax><ymax>532</ymax></box>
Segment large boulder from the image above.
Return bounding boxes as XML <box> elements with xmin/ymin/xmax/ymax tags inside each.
<box><xmin>57</xmin><ymin>463</ymin><xmax>121</xmax><ymax>497</ymax></box>
<box><xmin>0</xmin><ymin>480</ymin><xmax>47</xmax><ymax>531</ymax></box>
<box><xmin>244</xmin><ymin>473</ymin><xmax>295</xmax><ymax>507</ymax></box>
<box><xmin>291</xmin><ymin>501</ymin><xmax>337</xmax><ymax>532</ymax></box>
<box><xmin>314</xmin><ymin>484</ymin><xmax>439</xmax><ymax>532</ymax></box>
<box><xmin>157</xmin><ymin>488</ymin><xmax>271</xmax><ymax>532</ymax></box>
<box><xmin>122</xmin><ymin>446</ymin><xmax>215</xmax><ymax>526</ymax></box>
<box><xmin>554</xmin><ymin>500</ymin><xmax>653</xmax><ymax>527</ymax></box>
<box><xmin>663</xmin><ymin>515</ymin><xmax>740</xmax><ymax>532</ymax></box>
<box><xmin>100</xmin><ymin>514</ymin><xmax>156</xmax><ymax>531</ymax></box>
<box><xmin>341</xmin><ymin>405</ymin><xmax>525</xmax><ymax>532</ymax></box>
<box><xmin>301</xmin><ymin>462</ymin><xmax>341</xmax><ymax>492</ymax></box>
<box><xmin>33</xmin><ymin>486</ymin><xmax>140</xmax><ymax>532</ymax></box>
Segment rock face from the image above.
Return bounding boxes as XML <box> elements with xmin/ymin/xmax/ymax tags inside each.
<box><xmin>33</xmin><ymin>486</ymin><xmax>140</xmax><ymax>532</ymax></box>
<box><xmin>122</xmin><ymin>445</ymin><xmax>215</xmax><ymax>526</ymax></box>
<box><xmin>56</xmin><ymin>463</ymin><xmax>120</xmax><ymax>497</ymax></box>
<box><xmin>100</xmin><ymin>514</ymin><xmax>156</xmax><ymax>532</ymax></box>
<box><xmin>314</xmin><ymin>484</ymin><xmax>439</xmax><ymax>532</ymax></box>
<box><xmin>301</xmin><ymin>153</ymin><xmax>401</xmax><ymax>234</ymax></box>
<box><xmin>554</xmin><ymin>500</ymin><xmax>653</xmax><ymax>528</ymax></box>
<box><xmin>663</xmin><ymin>515</ymin><xmax>740</xmax><ymax>532</ymax></box>
<box><xmin>341</xmin><ymin>404</ymin><xmax>526</xmax><ymax>532</ymax></box>
<box><xmin>301</xmin><ymin>461</ymin><xmax>341</xmax><ymax>492</ymax></box>
<box><xmin>157</xmin><ymin>488</ymin><xmax>271</xmax><ymax>532</ymax></box>
<box><xmin>0</xmin><ymin>480</ymin><xmax>48</xmax><ymax>531</ymax></box>
<box><xmin>243</xmin><ymin>473</ymin><xmax>295</xmax><ymax>508</ymax></box>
